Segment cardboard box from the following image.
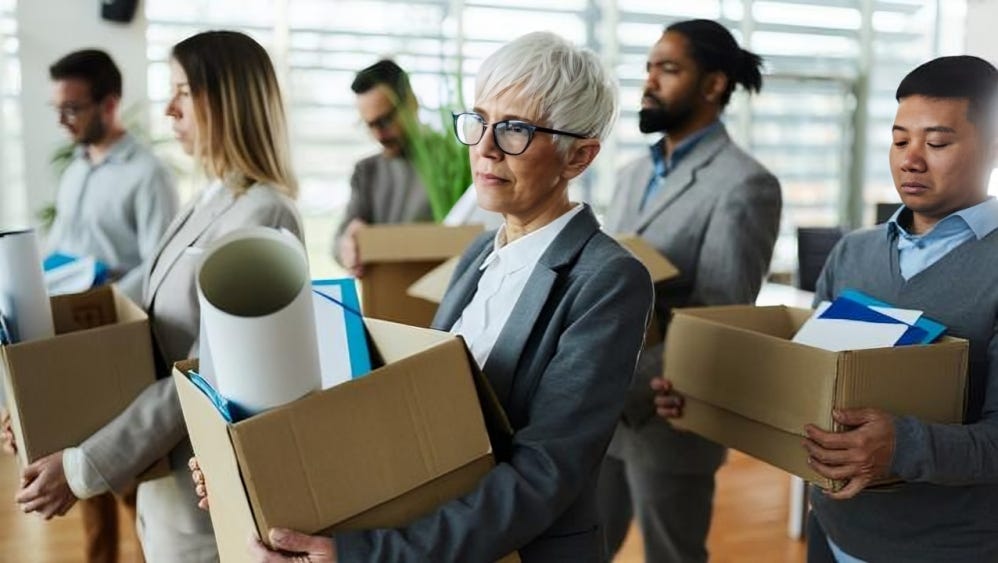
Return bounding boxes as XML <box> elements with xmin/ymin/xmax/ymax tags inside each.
<box><xmin>1</xmin><ymin>286</ymin><xmax>163</xmax><ymax>471</ymax></box>
<box><xmin>406</xmin><ymin>233</ymin><xmax>680</xmax><ymax>306</ymax></box>
<box><xmin>664</xmin><ymin>305</ymin><xmax>969</xmax><ymax>490</ymax></box>
<box><xmin>356</xmin><ymin>224</ymin><xmax>483</xmax><ymax>327</ymax></box>
<box><xmin>175</xmin><ymin>318</ymin><xmax>518</xmax><ymax>562</ymax></box>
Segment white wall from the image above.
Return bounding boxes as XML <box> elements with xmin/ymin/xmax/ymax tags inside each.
<box><xmin>15</xmin><ymin>0</ymin><xmax>148</xmax><ymax>226</ymax></box>
<box><xmin>966</xmin><ymin>0</ymin><xmax>998</xmax><ymax>63</ymax></box>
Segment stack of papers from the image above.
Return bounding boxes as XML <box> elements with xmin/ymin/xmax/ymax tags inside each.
<box><xmin>43</xmin><ymin>253</ymin><xmax>110</xmax><ymax>296</ymax></box>
<box><xmin>792</xmin><ymin>289</ymin><xmax>946</xmax><ymax>352</ymax></box>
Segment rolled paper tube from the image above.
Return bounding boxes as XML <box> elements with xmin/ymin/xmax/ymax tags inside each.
<box><xmin>197</xmin><ymin>227</ymin><xmax>321</xmax><ymax>415</ymax></box>
<box><xmin>0</xmin><ymin>229</ymin><xmax>55</xmax><ymax>343</ymax></box>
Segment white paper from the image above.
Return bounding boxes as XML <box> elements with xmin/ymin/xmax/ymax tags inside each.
<box><xmin>44</xmin><ymin>256</ymin><xmax>98</xmax><ymax>296</ymax></box>
<box><xmin>312</xmin><ymin>285</ymin><xmax>354</xmax><ymax>389</ymax></box>
<box><xmin>0</xmin><ymin>230</ymin><xmax>54</xmax><ymax>343</ymax></box>
<box><xmin>197</xmin><ymin>228</ymin><xmax>321</xmax><ymax>415</ymax></box>
<box><xmin>792</xmin><ymin>314</ymin><xmax>908</xmax><ymax>352</ymax></box>
<box><xmin>869</xmin><ymin>305</ymin><xmax>922</xmax><ymax>325</ymax></box>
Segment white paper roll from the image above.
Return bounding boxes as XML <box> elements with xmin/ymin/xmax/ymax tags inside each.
<box><xmin>0</xmin><ymin>229</ymin><xmax>55</xmax><ymax>343</ymax></box>
<box><xmin>197</xmin><ymin>227</ymin><xmax>321</xmax><ymax>415</ymax></box>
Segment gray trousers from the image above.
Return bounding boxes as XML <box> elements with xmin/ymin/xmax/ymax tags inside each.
<box><xmin>598</xmin><ymin>454</ymin><xmax>716</xmax><ymax>563</ymax></box>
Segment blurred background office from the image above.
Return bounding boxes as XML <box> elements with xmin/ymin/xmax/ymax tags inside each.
<box><xmin>0</xmin><ymin>2</ymin><xmax>996</xmax><ymax>560</ymax></box>
<box><xmin>2</xmin><ymin>0</ymin><xmax>995</xmax><ymax>282</ymax></box>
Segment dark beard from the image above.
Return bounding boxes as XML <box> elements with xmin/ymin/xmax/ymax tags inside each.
<box><xmin>638</xmin><ymin>93</ymin><xmax>695</xmax><ymax>134</ymax></box>
<box><xmin>78</xmin><ymin>116</ymin><xmax>107</xmax><ymax>146</ymax></box>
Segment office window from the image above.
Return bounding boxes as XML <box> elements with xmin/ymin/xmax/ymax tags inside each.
<box><xmin>146</xmin><ymin>0</ymin><xmax>965</xmax><ymax>277</ymax></box>
<box><xmin>0</xmin><ymin>0</ymin><xmax>23</xmax><ymax>228</ymax></box>
<box><xmin>614</xmin><ymin>0</ymin><xmax>965</xmax><ymax>273</ymax></box>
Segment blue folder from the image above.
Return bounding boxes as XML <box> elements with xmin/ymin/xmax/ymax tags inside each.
<box><xmin>819</xmin><ymin>296</ymin><xmax>928</xmax><ymax>346</ymax></box>
<box><xmin>838</xmin><ymin>289</ymin><xmax>946</xmax><ymax>344</ymax></box>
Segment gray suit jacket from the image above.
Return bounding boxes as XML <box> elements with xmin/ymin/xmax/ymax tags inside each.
<box><xmin>603</xmin><ymin>124</ymin><xmax>782</xmax><ymax>474</ymax></box>
<box><xmin>332</xmin><ymin>153</ymin><xmax>433</xmax><ymax>264</ymax></box>
<box><xmin>336</xmin><ymin>205</ymin><xmax>654</xmax><ymax>562</ymax></box>
<box><xmin>71</xmin><ymin>184</ymin><xmax>303</xmax><ymax>542</ymax></box>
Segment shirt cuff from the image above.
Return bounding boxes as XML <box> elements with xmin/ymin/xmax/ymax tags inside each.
<box><xmin>62</xmin><ymin>446</ymin><xmax>112</xmax><ymax>499</ymax></box>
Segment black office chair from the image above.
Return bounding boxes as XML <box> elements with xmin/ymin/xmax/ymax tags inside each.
<box><xmin>875</xmin><ymin>202</ymin><xmax>902</xmax><ymax>225</ymax></box>
<box><xmin>796</xmin><ymin>227</ymin><xmax>845</xmax><ymax>292</ymax></box>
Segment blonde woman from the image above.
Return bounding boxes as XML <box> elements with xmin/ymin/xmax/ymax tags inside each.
<box><xmin>14</xmin><ymin>30</ymin><xmax>303</xmax><ymax>562</ymax></box>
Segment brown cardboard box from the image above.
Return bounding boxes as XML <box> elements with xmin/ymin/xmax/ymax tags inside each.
<box><xmin>175</xmin><ymin>318</ymin><xmax>518</xmax><ymax>562</ymax></box>
<box><xmin>664</xmin><ymin>305</ymin><xmax>969</xmax><ymax>490</ymax></box>
<box><xmin>0</xmin><ymin>286</ymin><xmax>161</xmax><ymax>470</ymax></box>
<box><xmin>356</xmin><ymin>224</ymin><xmax>483</xmax><ymax>327</ymax></box>
<box><xmin>406</xmin><ymin>233</ymin><xmax>680</xmax><ymax>306</ymax></box>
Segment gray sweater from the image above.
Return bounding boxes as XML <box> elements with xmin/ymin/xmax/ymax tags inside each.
<box><xmin>811</xmin><ymin>224</ymin><xmax>998</xmax><ymax>562</ymax></box>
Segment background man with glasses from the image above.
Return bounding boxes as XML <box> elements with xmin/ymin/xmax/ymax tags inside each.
<box><xmin>46</xmin><ymin>49</ymin><xmax>177</xmax><ymax>304</ymax></box>
<box><xmin>598</xmin><ymin>19</ymin><xmax>782</xmax><ymax>563</ymax></box>
<box><xmin>332</xmin><ymin>59</ymin><xmax>433</xmax><ymax>277</ymax></box>
<box><xmin>41</xmin><ymin>48</ymin><xmax>176</xmax><ymax>563</ymax></box>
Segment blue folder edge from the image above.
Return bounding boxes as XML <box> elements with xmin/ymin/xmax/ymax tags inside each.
<box><xmin>838</xmin><ymin>288</ymin><xmax>946</xmax><ymax>344</ymax></box>
<box><xmin>43</xmin><ymin>252</ymin><xmax>111</xmax><ymax>286</ymax></box>
<box><xmin>819</xmin><ymin>296</ymin><xmax>929</xmax><ymax>346</ymax></box>
<box><xmin>187</xmin><ymin>370</ymin><xmax>250</xmax><ymax>423</ymax></box>
<box><xmin>312</xmin><ymin>278</ymin><xmax>372</xmax><ymax>379</ymax></box>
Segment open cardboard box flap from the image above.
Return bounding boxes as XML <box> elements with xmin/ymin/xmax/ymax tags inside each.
<box><xmin>176</xmin><ymin>318</ymin><xmax>515</xmax><ymax>561</ymax></box>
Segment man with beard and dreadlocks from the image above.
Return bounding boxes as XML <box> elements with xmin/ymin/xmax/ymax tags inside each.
<box><xmin>34</xmin><ymin>49</ymin><xmax>177</xmax><ymax>563</ymax></box>
<box><xmin>598</xmin><ymin>19</ymin><xmax>782</xmax><ymax>563</ymax></box>
<box><xmin>46</xmin><ymin>49</ymin><xmax>178</xmax><ymax>304</ymax></box>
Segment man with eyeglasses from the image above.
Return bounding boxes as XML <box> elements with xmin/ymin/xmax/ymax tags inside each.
<box><xmin>46</xmin><ymin>49</ymin><xmax>177</xmax><ymax>304</ymax></box>
<box><xmin>598</xmin><ymin>20</ymin><xmax>782</xmax><ymax>563</ymax></box>
<box><xmin>333</xmin><ymin>60</ymin><xmax>434</xmax><ymax>277</ymax></box>
<box><xmin>41</xmin><ymin>48</ymin><xmax>177</xmax><ymax>563</ymax></box>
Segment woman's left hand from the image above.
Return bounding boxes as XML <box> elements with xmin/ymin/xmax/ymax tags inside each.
<box><xmin>16</xmin><ymin>450</ymin><xmax>77</xmax><ymax>519</ymax></box>
<box><xmin>248</xmin><ymin>528</ymin><xmax>338</xmax><ymax>562</ymax></box>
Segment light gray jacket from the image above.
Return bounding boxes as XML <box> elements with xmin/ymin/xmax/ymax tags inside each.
<box><xmin>67</xmin><ymin>183</ymin><xmax>302</xmax><ymax>549</ymax></box>
<box><xmin>602</xmin><ymin>124</ymin><xmax>782</xmax><ymax>473</ymax></box>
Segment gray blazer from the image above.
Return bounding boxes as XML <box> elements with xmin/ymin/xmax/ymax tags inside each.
<box><xmin>71</xmin><ymin>184</ymin><xmax>303</xmax><ymax>549</ymax></box>
<box><xmin>332</xmin><ymin>153</ymin><xmax>433</xmax><ymax>264</ymax></box>
<box><xmin>603</xmin><ymin>124</ymin><xmax>782</xmax><ymax>473</ymax></box>
<box><xmin>335</xmin><ymin>205</ymin><xmax>654</xmax><ymax>562</ymax></box>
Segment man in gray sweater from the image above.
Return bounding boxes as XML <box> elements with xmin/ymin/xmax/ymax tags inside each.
<box><xmin>800</xmin><ymin>56</ymin><xmax>998</xmax><ymax>562</ymax></box>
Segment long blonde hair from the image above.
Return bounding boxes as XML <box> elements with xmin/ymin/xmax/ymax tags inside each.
<box><xmin>171</xmin><ymin>30</ymin><xmax>297</xmax><ymax>198</ymax></box>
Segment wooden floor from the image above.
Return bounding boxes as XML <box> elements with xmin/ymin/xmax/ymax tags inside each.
<box><xmin>0</xmin><ymin>451</ymin><xmax>804</xmax><ymax>562</ymax></box>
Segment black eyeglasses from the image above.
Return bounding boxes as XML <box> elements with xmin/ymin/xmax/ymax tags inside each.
<box><xmin>452</xmin><ymin>112</ymin><xmax>588</xmax><ymax>156</ymax></box>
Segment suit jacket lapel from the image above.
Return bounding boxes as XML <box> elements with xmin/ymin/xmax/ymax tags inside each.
<box><xmin>482</xmin><ymin>206</ymin><xmax>599</xmax><ymax>406</ymax></box>
<box><xmin>144</xmin><ymin>188</ymin><xmax>238</xmax><ymax>308</ymax></box>
<box><xmin>634</xmin><ymin>126</ymin><xmax>730</xmax><ymax>233</ymax></box>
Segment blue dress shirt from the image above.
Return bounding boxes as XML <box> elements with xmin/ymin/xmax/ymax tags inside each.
<box><xmin>640</xmin><ymin>121</ymin><xmax>722</xmax><ymax>211</ymax></box>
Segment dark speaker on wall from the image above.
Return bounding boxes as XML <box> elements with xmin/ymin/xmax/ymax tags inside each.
<box><xmin>101</xmin><ymin>0</ymin><xmax>139</xmax><ymax>23</ymax></box>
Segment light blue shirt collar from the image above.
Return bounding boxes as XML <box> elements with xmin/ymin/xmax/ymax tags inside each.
<box><xmin>887</xmin><ymin>197</ymin><xmax>998</xmax><ymax>241</ymax></box>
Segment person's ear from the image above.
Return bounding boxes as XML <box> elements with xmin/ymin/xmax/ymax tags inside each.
<box><xmin>101</xmin><ymin>95</ymin><xmax>120</xmax><ymax>121</ymax></box>
<box><xmin>561</xmin><ymin>139</ymin><xmax>601</xmax><ymax>181</ymax></box>
<box><xmin>701</xmin><ymin>71</ymin><xmax>728</xmax><ymax>104</ymax></box>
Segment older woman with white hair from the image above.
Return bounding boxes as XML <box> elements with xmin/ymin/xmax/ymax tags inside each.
<box><xmin>216</xmin><ymin>31</ymin><xmax>654</xmax><ymax>563</ymax></box>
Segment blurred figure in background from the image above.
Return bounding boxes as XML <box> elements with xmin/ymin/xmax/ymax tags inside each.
<box><xmin>47</xmin><ymin>49</ymin><xmax>178</xmax><ymax>304</ymax></box>
<box><xmin>333</xmin><ymin>60</ymin><xmax>433</xmax><ymax>277</ymax></box>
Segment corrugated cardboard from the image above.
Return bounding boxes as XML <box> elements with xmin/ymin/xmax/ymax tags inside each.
<box><xmin>405</xmin><ymin>233</ymin><xmax>681</xmax><ymax>306</ymax></box>
<box><xmin>356</xmin><ymin>224</ymin><xmax>483</xmax><ymax>327</ymax></box>
<box><xmin>614</xmin><ymin>235</ymin><xmax>680</xmax><ymax>284</ymax></box>
<box><xmin>0</xmin><ymin>286</ymin><xmax>164</xmax><ymax>476</ymax></box>
<box><xmin>665</xmin><ymin>305</ymin><xmax>969</xmax><ymax>490</ymax></box>
<box><xmin>176</xmin><ymin>318</ymin><xmax>518</xmax><ymax>562</ymax></box>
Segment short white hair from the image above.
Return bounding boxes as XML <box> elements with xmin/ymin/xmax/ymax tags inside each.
<box><xmin>475</xmin><ymin>31</ymin><xmax>619</xmax><ymax>154</ymax></box>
